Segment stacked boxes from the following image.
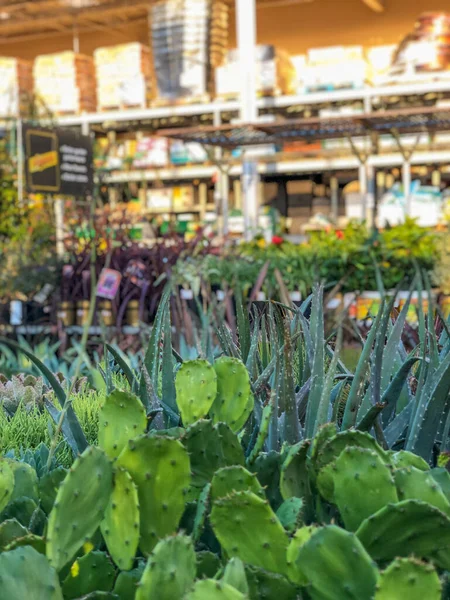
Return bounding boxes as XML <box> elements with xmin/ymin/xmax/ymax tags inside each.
<box><xmin>33</xmin><ymin>51</ymin><xmax>96</xmax><ymax>115</ymax></box>
<box><xmin>151</xmin><ymin>0</ymin><xmax>228</xmax><ymax>101</ymax></box>
<box><xmin>303</xmin><ymin>46</ymin><xmax>368</xmax><ymax>91</ymax></box>
<box><xmin>216</xmin><ymin>45</ymin><xmax>296</xmax><ymax>98</ymax></box>
<box><xmin>0</xmin><ymin>58</ymin><xmax>33</xmax><ymax>117</ymax></box>
<box><xmin>94</xmin><ymin>43</ymin><xmax>153</xmax><ymax>110</ymax></box>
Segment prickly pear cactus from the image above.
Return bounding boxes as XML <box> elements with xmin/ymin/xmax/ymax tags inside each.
<box><xmin>175</xmin><ymin>359</ymin><xmax>217</xmax><ymax>426</ymax></box>
<box><xmin>315</xmin><ymin>430</ymin><xmax>389</xmax><ymax>472</ymax></box>
<box><xmin>101</xmin><ymin>468</ymin><xmax>140</xmax><ymax>570</ymax></box>
<box><xmin>356</xmin><ymin>499</ymin><xmax>450</xmax><ymax>568</ymax></box>
<box><xmin>279</xmin><ymin>440</ymin><xmax>311</xmax><ymax>501</ymax></box>
<box><xmin>183</xmin><ymin>420</ymin><xmax>244</xmax><ymax>489</ymax></box>
<box><xmin>62</xmin><ymin>551</ymin><xmax>116</xmax><ymax>599</ymax></box>
<box><xmin>117</xmin><ymin>435</ymin><xmax>190</xmax><ymax>554</ymax></box>
<box><xmin>4</xmin><ymin>459</ymin><xmax>39</xmax><ymax>503</ymax></box>
<box><xmin>0</xmin><ymin>460</ymin><xmax>14</xmax><ymax>512</ymax></box>
<box><xmin>186</xmin><ymin>579</ymin><xmax>245</xmax><ymax>599</ymax></box>
<box><xmin>276</xmin><ymin>498</ymin><xmax>303</xmax><ymax>533</ymax></box>
<box><xmin>309</xmin><ymin>423</ymin><xmax>338</xmax><ymax>470</ymax></box>
<box><xmin>46</xmin><ymin>446</ymin><xmax>113</xmax><ymax>571</ymax></box>
<box><xmin>374</xmin><ymin>557</ymin><xmax>441</xmax><ymax>600</ymax></box>
<box><xmin>294</xmin><ymin>526</ymin><xmax>378</xmax><ymax>600</ymax></box>
<box><xmin>196</xmin><ymin>551</ymin><xmax>221</xmax><ymax>579</ymax></box>
<box><xmin>0</xmin><ymin>519</ymin><xmax>27</xmax><ymax>551</ymax></box>
<box><xmin>0</xmin><ymin>545</ymin><xmax>63</xmax><ymax>599</ymax></box>
<box><xmin>211</xmin><ymin>465</ymin><xmax>264</xmax><ymax>501</ymax></box>
<box><xmin>113</xmin><ymin>563</ymin><xmax>144</xmax><ymax>600</ymax></box>
<box><xmin>286</xmin><ymin>525</ymin><xmax>318</xmax><ymax>585</ymax></box>
<box><xmin>210</xmin><ymin>357</ymin><xmax>253</xmax><ymax>433</ymax></box>
<box><xmin>394</xmin><ymin>466</ymin><xmax>450</xmax><ymax>515</ymax></box>
<box><xmin>98</xmin><ymin>390</ymin><xmax>147</xmax><ymax>459</ymax></box>
<box><xmin>331</xmin><ymin>447</ymin><xmax>398</xmax><ymax>531</ymax></box>
<box><xmin>390</xmin><ymin>450</ymin><xmax>429</xmax><ymax>471</ymax></box>
<box><xmin>431</xmin><ymin>467</ymin><xmax>450</xmax><ymax>501</ymax></box>
<box><xmin>38</xmin><ymin>467</ymin><xmax>67</xmax><ymax>515</ymax></box>
<box><xmin>245</xmin><ymin>565</ymin><xmax>298</xmax><ymax>600</ymax></box>
<box><xmin>211</xmin><ymin>490</ymin><xmax>289</xmax><ymax>577</ymax></box>
<box><xmin>136</xmin><ymin>534</ymin><xmax>196</xmax><ymax>600</ymax></box>
<box><xmin>222</xmin><ymin>558</ymin><xmax>249</xmax><ymax>595</ymax></box>
<box><xmin>193</xmin><ymin>483</ymin><xmax>210</xmax><ymax>543</ymax></box>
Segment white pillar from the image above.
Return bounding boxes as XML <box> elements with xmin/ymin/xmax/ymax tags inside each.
<box><xmin>358</xmin><ymin>163</ymin><xmax>367</xmax><ymax>222</ymax></box>
<box><xmin>402</xmin><ymin>160</ymin><xmax>411</xmax><ymax>216</ymax></box>
<box><xmin>330</xmin><ymin>175</ymin><xmax>339</xmax><ymax>223</ymax></box>
<box><xmin>55</xmin><ymin>198</ymin><xmax>65</xmax><ymax>257</ymax></box>
<box><xmin>17</xmin><ymin>119</ymin><xmax>24</xmax><ymax>206</ymax></box>
<box><xmin>236</xmin><ymin>0</ymin><xmax>259</xmax><ymax>239</ymax></box>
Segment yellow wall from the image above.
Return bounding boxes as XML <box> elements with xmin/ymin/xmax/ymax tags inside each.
<box><xmin>0</xmin><ymin>0</ymin><xmax>449</xmax><ymax>60</ymax></box>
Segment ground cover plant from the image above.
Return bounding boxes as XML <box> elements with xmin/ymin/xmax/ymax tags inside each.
<box><xmin>0</xmin><ymin>280</ymin><xmax>450</xmax><ymax>598</ymax></box>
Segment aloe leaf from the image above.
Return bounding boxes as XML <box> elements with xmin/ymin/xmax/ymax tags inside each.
<box><xmin>381</xmin><ymin>357</ymin><xmax>420</xmax><ymax>426</ymax></box>
<box><xmin>161</xmin><ymin>306</ymin><xmax>177</xmax><ymax>416</ymax></box>
<box><xmin>384</xmin><ymin>401</ymin><xmax>414</xmax><ymax>448</ymax></box>
<box><xmin>236</xmin><ymin>287</ymin><xmax>251</xmax><ymax>362</ymax></box>
<box><xmin>282</xmin><ymin>318</ymin><xmax>301</xmax><ymax>445</ymax></box>
<box><xmin>314</xmin><ymin>328</ymin><xmax>342</xmax><ymax>435</ymax></box>
<box><xmin>106</xmin><ymin>343</ymin><xmax>138</xmax><ymax>392</ymax></box>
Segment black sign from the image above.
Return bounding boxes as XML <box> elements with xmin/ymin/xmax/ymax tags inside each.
<box><xmin>23</xmin><ymin>125</ymin><xmax>93</xmax><ymax>197</ymax></box>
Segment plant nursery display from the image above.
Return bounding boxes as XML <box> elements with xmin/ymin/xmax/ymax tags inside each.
<box><xmin>0</xmin><ymin>280</ymin><xmax>450</xmax><ymax>598</ymax></box>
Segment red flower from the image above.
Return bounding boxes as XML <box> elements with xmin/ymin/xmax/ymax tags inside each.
<box><xmin>272</xmin><ymin>236</ymin><xmax>284</xmax><ymax>245</ymax></box>
<box><xmin>335</xmin><ymin>230</ymin><xmax>344</xmax><ymax>239</ymax></box>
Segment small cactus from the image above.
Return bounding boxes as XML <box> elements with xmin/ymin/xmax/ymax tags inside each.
<box><xmin>211</xmin><ymin>465</ymin><xmax>264</xmax><ymax>502</ymax></box>
<box><xmin>375</xmin><ymin>557</ymin><xmax>441</xmax><ymax>600</ymax></box>
<box><xmin>0</xmin><ymin>460</ymin><xmax>14</xmax><ymax>512</ymax></box>
<box><xmin>394</xmin><ymin>466</ymin><xmax>450</xmax><ymax>516</ymax></box>
<box><xmin>0</xmin><ymin>375</ymin><xmax>45</xmax><ymax>417</ymax></box>
<box><xmin>62</xmin><ymin>551</ymin><xmax>116</xmax><ymax>599</ymax></box>
<box><xmin>185</xmin><ymin>579</ymin><xmax>246</xmax><ymax>599</ymax></box>
<box><xmin>210</xmin><ymin>357</ymin><xmax>253</xmax><ymax>433</ymax></box>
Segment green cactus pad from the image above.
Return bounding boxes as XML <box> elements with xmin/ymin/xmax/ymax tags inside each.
<box><xmin>183</xmin><ymin>420</ymin><xmax>244</xmax><ymax>489</ymax></box>
<box><xmin>46</xmin><ymin>446</ymin><xmax>113</xmax><ymax>571</ymax></box>
<box><xmin>210</xmin><ymin>357</ymin><xmax>253</xmax><ymax>432</ymax></box>
<box><xmin>196</xmin><ymin>551</ymin><xmax>222</xmax><ymax>579</ymax></box>
<box><xmin>211</xmin><ymin>490</ymin><xmax>289</xmax><ymax>577</ymax></box>
<box><xmin>253</xmin><ymin>451</ymin><xmax>283</xmax><ymax>510</ymax></box>
<box><xmin>309</xmin><ymin>423</ymin><xmax>338</xmax><ymax>469</ymax></box>
<box><xmin>356</xmin><ymin>499</ymin><xmax>450</xmax><ymax>568</ymax></box>
<box><xmin>280</xmin><ymin>440</ymin><xmax>311</xmax><ymax>501</ymax></box>
<box><xmin>29</xmin><ymin>506</ymin><xmax>47</xmax><ymax>536</ymax></box>
<box><xmin>332</xmin><ymin>447</ymin><xmax>398</xmax><ymax>531</ymax></box>
<box><xmin>294</xmin><ymin>526</ymin><xmax>378</xmax><ymax>600</ymax></box>
<box><xmin>374</xmin><ymin>557</ymin><xmax>441</xmax><ymax>600</ymax></box>
<box><xmin>211</xmin><ymin>465</ymin><xmax>264</xmax><ymax>501</ymax></box>
<box><xmin>276</xmin><ymin>498</ymin><xmax>303</xmax><ymax>533</ymax></box>
<box><xmin>4</xmin><ymin>533</ymin><xmax>46</xmax><ymax>554</ymax></box>
<box><xmin>98</xmin><ymin>390</ymin><xmax>147</xmax><ymax>460</ymax></box>
<box><xmin>186</xmin><ymin>579</ymin><xmax>245</xmax><ymax>599</ymax></box>
<box><xmin>315</xmin><ymin>430</ymin><xmax>389</xmax><ymax>472</ymax></box>
<box><xmin>316</xmin><ymin>461</ymin><xmax>336</xmax><ymax>503</ymax></box>
<box><xmin>175</xmin><ymin>359</ymin><xmax>217</xmax><ymax>426</ymax></box>
<box><xmin>0</xmin><ymin>460</ymin><xmax>14</xmax><ymax>513</ymax></box>
<box><xmin>222</xmin><ymin>558</ymin><xmax>249</xmax><ymax>595</ymax></box>
<box><xmin>101</xmin><ymin>468</ymin><xmax>140</xmax><ymax>570</ymax></box>
<box><xmin>193</xmin><ymin>483</ymin><xmax>211</xmax><ymax>542</ymax></box>
<box><xmin>38</xmin><ymin>467</ymin><xmax>67</xmax><ymax>515</ymax></box>
<box><xmin>4</xmin><ymin>459</ymin><xmax>39</xmax><ymax>503</ymax></box>
<box><xmin>0</xmin><ymin>546</ymin><xmax>63</xmax><ymax>599</ymax></box>
<box><xmin>431</xmin><ymin>467</ymin><xmax>450</xmax><ymax>501</ymax></box>
<box><xmin>62</xmin><ymin>551</ymin><xmax>115</xmax><ymax>599</ymax></box>
<box><xmin>1</xmin><ymin>496</ymin><xmax>37</xmax><ymax>527</ymax></box>
<box><xmin>245</xmin><ymin>565</ymin><xmax>299</xmax><ymax>600</ymax></box>
<box><xmin>286</xmin><ymin>525</ymin><xmax>319</xmax><ymax>585</ymax></box>
<box><xmin>390</xmin><ymin>451</ymin><xmax>429</xmax><ymax>471</ymax></box>
<box><xmin>136</xmin><ymin>534</ymin><xmax>196</xmax><ymax>600</ymax></box>
<box><xmin>394</xmin><ymin>466</ymin><xmax>450</xmax><ymax>515</ymax></box>
<box><xmin>113</xmin><ymin>564</ymin><xmax>144</xmax><ymax>600</ymax></box>
<box><xmin>0</xmin><ymin>519</ymin><xmax>27</xmax><ymax>551</ymax></box>
<box><xmin>117</xmin><ymin>435</ymin><xmax>190</xmax><ymax>554</ymax></box>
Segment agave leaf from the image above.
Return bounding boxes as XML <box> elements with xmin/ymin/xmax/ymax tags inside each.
<box><xmin>305</xmin><ymin>285</ymin><xmax>325</xmax><ymax>438</ymax></box>
<box><xmin>106</xmin><ymin>343</ymin><xmax>138</xmax><ymax>392</ymax></box>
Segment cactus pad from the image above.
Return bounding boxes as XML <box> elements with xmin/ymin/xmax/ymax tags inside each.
<box><xmin>431</xmin><ymin>467</ymin><xmax>450</xmax><ymax>501</ymax></box>
<box><xmin>331</xmin><ymin>447</ymin><xmax>398</xmax><ymax>531</ymax></box>
<box><xmin>98</xmin><ymin>390</ymin><xmax>147</xmax><ymax>459</ymax></box>
<box><xmin>211</xmin><ymin>490</ymin><xmax>289</xmax><ymax>577</ymax></box>
<box><xmin>46</xmin><ymin>446</ymin><xmax>113</xmax><ymax>571</ymax></box>
<box><xmin>276</xmin><ymin>498</ymin><xmax>303</xmax><ymax>533</ymax></box>
<box><xmin>390</xmin><ymin>451</ymin><xmax>429</xmax><ymax>471</ymax></box>
<box><xmin>280</xmin><ymin>440</ymin><xmax>311</xmax><ymax>501</ymax></box>
<box><xmin>0</xmin><ymin>519</ymin><xmax>27</xmax><ymax>551</ymax></box>
<box><xmin>374</xmin><ymin>557</ymin><xmax>441</xmax><ymax>600</ymax></box>
<box><xmin>196</xmin><ymin>551</ymin><xmax>222</xmax><ymax>579</ymax></box>
<box><xmin>4</xmin><ymin>459</ymin><xmax>39</xmax><ymax>503</ymax></box>
<box><xmin>211</xmin><ymin>465</ymin><xmax>264</xmax><ymax>501</ymax></box>
<box><xmin>0</xmin><ymin>546</ymin><xmax>63</xmax><ymax>599</ymax></box>
<box><xmin>394</xmin><ymin>466</ymin><xmax>450</xmax><ymax>515</ymax></box>
<box><xmin>175</xmin><ymin>359</ymin><xmax>217</xmax><ymax>426</ymax></box>
<box><xmin>62</xmin><ymin>551</ymin><xmax>116</xmax><ymax>599</ymax></box>
<box><xmin>222</xmin><ymin>558</ymin><xmax>249</xmax><ymax>595</ymax></box>
<box><xmin>356</xmin><ymin>499</ymin><xmax>450</xmax><ymax>567</ymax></box>
<box><xmin>117</xmin><ymin>435</ymin><xmax>190</xmax><ymax>554</ymax></box>
<box><xmin>286</xmin><ymin>525</ymin><xmax>318</xmax><ymax>585</ymax></box>
<box><xmin>193</xmin><ymin>483</ymin><xmax>211</xmax><ymax>542</ymax></box>
<box><xmin>294</xmin><ymin>526</ymin><xmax>378</xmax><ymax>600</ymax></box>
<box><xmin>0</xmin><ymin>460</ymin><xmax>14</xmax><ymax>513</ymax></box>
<box><xmin>183</xmin><ymin>420</ymin><xmax>244</xmax><ymax>489</ymax></box>
<box><xmin>245</xmin><ymin>565</ymin><xmax>298</xmax><ymax>600</ymax></box>
<box><xmin>253</xmin><ymin>451</ymin><xmax>283</xmax><ymax>510</ymax></box>
<box><xmin>1</xmin><ymin>496</ymin><xmax>37</xmax><ymax>526</ymax></box>
<box><xmin>101</xmin><ymin>468</ymin><xmax>140</xmax><ymax>570</ymax></box>
<box><xmin>38</xmin><ymin>467</ymin><xmax>67</xmax><ymax>515</ymax></box>
<box><xmin>210</xmin><ymin>357</ymin><xmax>253</xmax><ymax>432</ymax></box>
<box><xmin>315</xmin><ymin>430</ymin><xmax>389</xmax><ymax>472</ymax></box>
<box><xmin>186</xmin><ymin>579</ymin><xmax>245</xmax><ymax>599</ymax></box>
<box><xmin>136</xmin><ymin>534</ymin><xmax>196</xmax><ymax>600</ymax></box>
<box><xmin>113</xmin><ymin>563</ymin><xmax>144</xmax><ymax>600</ymax></box>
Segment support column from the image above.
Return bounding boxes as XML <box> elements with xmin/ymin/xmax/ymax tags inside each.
<box><xmin>55</xmin><ymin>198</ymin><xmax>65</xmax><ymax>258</ymax></box>
<box><xmin>402</xmin><ymin>160</ymin><xmax>411</xmax><ymax>216</ymax></box>
<box><xmin>221</xmin><ymin>171</ymin><xmax>230</xmax><ymax>236</ymax></box>
<box><xmin>358</xmin><ymin>164</ymin><xmax>367</xmax><ymax>222</ymax></box>
<box><xmin>330</xmin><ymin>175</ymin><xmax>339</xmax><ymax>223</ymax></box>
<box><xmin>236</xmin><ymin>0</ymin><xmax>259</xmax><ymax>239</ymax></box>
<box><xmin>17</xmin><ymin>119</ymin><xmax>24</xmax><ymax>206</ymax></box>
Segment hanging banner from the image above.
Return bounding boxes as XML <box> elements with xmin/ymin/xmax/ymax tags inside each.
<box><xmin>23</xmin><ymin>124</ymin><xmax>93</xmax><ymax>196</ymax></box>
